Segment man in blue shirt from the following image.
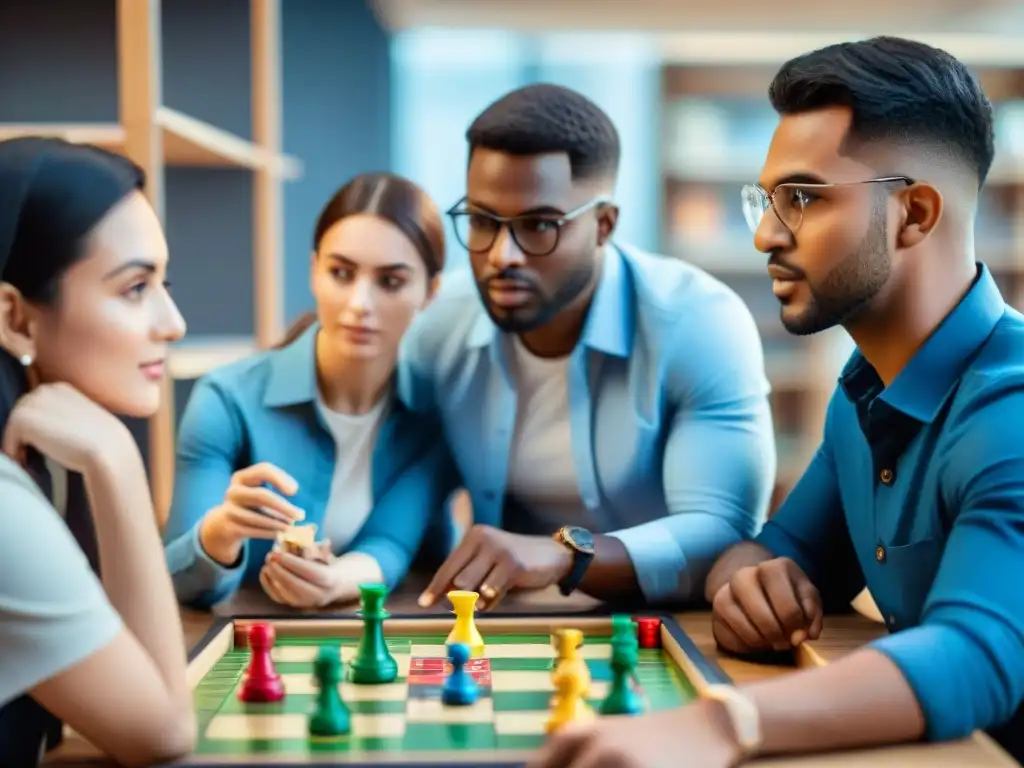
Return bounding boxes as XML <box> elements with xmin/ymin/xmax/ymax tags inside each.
<box><xmin>530</xmin><ymin>36</ymin><xmax>1024</xmax><ymax>768</ymax></box>
<box><xmin>400</xmin><ymin>83</ymin><xmax>776</xmax><ymax>610</ymax></box>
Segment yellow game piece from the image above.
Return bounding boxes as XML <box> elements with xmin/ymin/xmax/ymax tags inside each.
<box><xmin>546</xmin><ymin>665</ymin><xmax>595</xmax><ymax>733</ymax></box>
<box><xmin>550</xmin><ymin>628</ymin><xmax>590</xmax><ymax>708</ymax></box>
<box><xmin>446</xmin><ymin>590</ymin><xmax>485</xmax><ymax>657</ymax></box>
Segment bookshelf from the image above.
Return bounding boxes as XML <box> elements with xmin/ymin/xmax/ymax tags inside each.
<box><xmin>658</xmin><ymin>39</ymin><xmax>1024</xmax><ymax>507</ymax></box>
<box><xmin>0</xmin><ymin>0</ymin><xmax>303</xmax><ymax>524</ymax></box>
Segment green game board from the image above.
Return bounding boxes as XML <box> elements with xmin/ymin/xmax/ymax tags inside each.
<box><xmin>173</xmin><ymin>613</ymin><xmax>730</xmax><ymax>766</ymax></box>
<box><xmin>42</xmin><ymin>613</ymin><xmax>728</xmax><ymax>766</ymax></box>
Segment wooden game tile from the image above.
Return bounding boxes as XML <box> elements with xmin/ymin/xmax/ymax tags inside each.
<box><xmin>204</xmin><ymin>712</ymin><xmax>406</xmax><ymax>741</ymax></box>
<box><xmin>489</xmin><ymin>670</ymin><xmax>608</xmax><ymax>698</ymax></box>
<box><xmin>405</xmin><ymin>696</ymin><xmax>494</xmax><ymax>724</ymax></box>
<box><xmin>493</xmin><ymin>710</ymin><xmax>549</xmax><ymax>735</ymax></box>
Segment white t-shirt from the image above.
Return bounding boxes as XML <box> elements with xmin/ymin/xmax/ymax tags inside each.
<box><xmin>0</xmin><ymin>454</ymin><xmax>121</xmax><ymax>708</ymax></box>
<box><xmin>315</xmin><ymin>396</ymin><xmax>389</xmax><ymax>549</ymax></box>
<box><xmin>504</xmin><ymin>337</ymin><xmax>587</xmax><ymax>530</ymax></box>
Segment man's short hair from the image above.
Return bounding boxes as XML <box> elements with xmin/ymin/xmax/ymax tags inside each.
<box><xmin>466</xmin><ymin>83</ymin><xmax>620</xmax><ymax>182</ymax></box>
<box><xmin>769</xmin><ymin>36</ymin><xmax>995</xmax><ymax>185</ymax></box>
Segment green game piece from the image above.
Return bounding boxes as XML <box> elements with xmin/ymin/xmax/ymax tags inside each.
<box><xmin>348</xmin><ymin>583</ymin><xmax>399</xmax><ymax>685</ymax></box>
<box><xmin>611</xmin><ymin>614</ymin><xmax>638</xmax><ymax>647</ymax></box>
<box><xmin>600</xmin><ymin>638</ymin><xmax>644</xmax><ymax>716</ymax></box>
<box><xmin>309</xmin><ymin>646</ymin><xmax>351</xmax><ymax>736</ymax></box>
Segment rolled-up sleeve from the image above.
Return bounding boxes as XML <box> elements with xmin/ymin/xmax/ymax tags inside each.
<box><xmin>870</xmin><ymin>384</ymin><xmax>1024</xmax><ymax>740</ymax></box>
<box><xmin>609</xmin><ymin>289</ymin><xmax>776</xmax><ymax>603</ymax></box>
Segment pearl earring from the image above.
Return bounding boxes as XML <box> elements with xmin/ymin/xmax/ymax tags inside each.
<box><xmin>19</xmin><ymin>353</ymin><xmax>32</xmax><ymax>367</ymax></box>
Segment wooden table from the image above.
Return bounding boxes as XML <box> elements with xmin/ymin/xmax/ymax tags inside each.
<box><xmin>170</xmin><ymin>583</ymin><xmax>1019</xmax><ymax>767</ymax></box>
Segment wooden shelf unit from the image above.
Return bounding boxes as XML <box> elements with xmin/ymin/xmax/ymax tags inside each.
<box><xmin>658</xmin><ymin>52</ymin><xmax>1024</xmax><ymax>506</ymax></box>
<box><xmin>0</xmin><ymin>0</ymin><xmax>303</xmax><ymax>524</ymax></box>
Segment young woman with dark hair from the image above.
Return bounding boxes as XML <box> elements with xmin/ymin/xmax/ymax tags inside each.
<box><xmin>0</xmin><ymin>136</ymin><xmax>193</xmax><ymax>765</ymax></box>
<box><xmin>163</xmin><ymin>172</ymin><xmax>458</xmax><ymax>611</ymax></box>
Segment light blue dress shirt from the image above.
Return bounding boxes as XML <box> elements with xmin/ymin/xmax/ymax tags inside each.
<box><xmin>755</xmin><ymin>264</ymin><xmax>1024</xmax><ymax>758</ymax></box>
<box><xmin>398</xmin><ymin>243</ymin><xmax>777</xmax><ymax>603</ymax></box>
<box><xmin>163</xmin><ymin>324</ymin><xmax>457</xmax><ymax>609</ymax></box>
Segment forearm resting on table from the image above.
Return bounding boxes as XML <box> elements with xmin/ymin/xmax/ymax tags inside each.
<box><xmin>85</xmin><ymin>451</ymin><xmax>192</xmax><ymax>708</ymax></box>
<box><xmin>740</xmin><ymin>647</ymin><xmax>925</xmax><ymax>757</ymax></box>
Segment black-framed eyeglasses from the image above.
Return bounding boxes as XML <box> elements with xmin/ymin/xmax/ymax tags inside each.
<box><xmin>446</xmin><ymin>195</ymin><xmax>611</xmax><ymax>257</ymax></box>
<box><xmin>741</xmin><ymin>176</ymin><xmax>914</xmax><ymax>234</ymax></box>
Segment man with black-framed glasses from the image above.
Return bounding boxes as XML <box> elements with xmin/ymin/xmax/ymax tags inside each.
<box><xmin>399</xmin><ymin>82</ymin><xmax>776</xmax><ymax>612</ymax></box>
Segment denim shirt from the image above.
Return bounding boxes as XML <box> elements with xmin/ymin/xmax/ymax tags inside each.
<box><xmin>399</xmin><ymin>243</ymin><xmax>777</xmax><ymax>603</ymax></box>
<box><xmin>163</xmin><ymin>324</ymin><xmax>457</xmax><ymax>608</ymax></box>
<box><xmin>757</xmin><ymin>264</ymin><xmax>1024</xmax><ymax>757</ymax></box>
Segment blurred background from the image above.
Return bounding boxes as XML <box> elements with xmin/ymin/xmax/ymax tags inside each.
<box><xmin>2</xmin><ymin>0</ymin><xmax>1023</xmax><ymax>523</ymax></box>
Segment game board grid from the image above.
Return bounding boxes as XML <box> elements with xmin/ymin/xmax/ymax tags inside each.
<box><xmin>193</xmin><ymin>634</ymin><xmax>696</xmax><ymax>757</ymax></box>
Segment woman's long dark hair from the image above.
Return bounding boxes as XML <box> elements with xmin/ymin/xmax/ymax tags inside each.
<box><xmin>275</xmin><ymin>172</ymin><xmax>446</xmax><ymax>348</ymax></box>
<box><xmin>0</xmin><ymin>136</ymin><xmax>145</xmax><ymax>440</ymax></box>
<box><xmin>0</xmin><ymin>136</ymin><xmax>145</xmax><ymax>762</ymax></box>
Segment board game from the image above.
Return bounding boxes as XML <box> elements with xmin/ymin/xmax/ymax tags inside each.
<box><xmin>51</xmin><ymin>586</ymin><xmax>732</xmax><ymax>766</ymax></box>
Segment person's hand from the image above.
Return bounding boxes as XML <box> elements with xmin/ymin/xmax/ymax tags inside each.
<box><xmin>527</xmin><ymin>700</ymin><xmax>743</xmax><ymax>768</ymax></box>
<box><xmin>418</xmin><ymin>524</ymin><xmax>573</xmax><ymax>610</ymax></box>
<box><xmin>1</xmin><ymin>382</ymin><xmax>137</xmax><ymax>473</ymax></box>
<box><xmin>259</xmin><ymin>548</ymin><xmax>341</xmax><ymax>608</ymax></box>
<box><xmin>198</xmin><ymin>463</ymin><xmax>305</xmax><ymax>566</ymax></box>
<box><xmin>711</xmin><ymin>556</ymin><xmax>823</xmax><ymax>654</ymax></box>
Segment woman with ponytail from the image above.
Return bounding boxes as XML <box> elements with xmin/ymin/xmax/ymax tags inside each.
<box><xmin>0</xmin><ymin>137</ymin><xmax>194</xmax><ymax>765</ymax></box>
<box><xmin>163</xmin><ymin>173</ymin><xmax>458</xmax><ymax>611</ymax></box>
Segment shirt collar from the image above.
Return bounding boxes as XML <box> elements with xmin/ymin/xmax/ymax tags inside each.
<box><xmin>264</xmin><ymin>322</ymin><xmax>319</xmax><ymax>407</ymax></box>
<box><xmin>466</xmin><ymin>243</ymin><xmax>634</xmax><ymax>358</ymax></box>
<box><xmin>840</xmin><ymin>262</ymin><xmax>1006</xmax><ymax>423</ymax></box>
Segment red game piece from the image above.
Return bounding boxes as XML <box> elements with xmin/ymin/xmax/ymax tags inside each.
<box><xmin>238</xmin><ymin>623</ymin><xmax>285</xmax><ymax>702</ymax></box>
<box><xmin>635</xmin><ymin>617</ymin><xmax>662</xmax><ymax>649</ymax></box>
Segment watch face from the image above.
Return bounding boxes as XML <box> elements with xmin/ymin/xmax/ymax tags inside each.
<box><xmin>563</xmin><ymin>526</ymin><xmax>595</xmax><ymax>554</ymax></box>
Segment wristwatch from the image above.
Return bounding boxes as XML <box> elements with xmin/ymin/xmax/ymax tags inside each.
<box><xmin>703</xmin><ymin>684</ymin><xmax>762</xmax><ymax>757</ymax></box>
<box><xmin>552</xmin><ymin>526</ymin><xmax>595</xmax><ymax>596</ymax></box>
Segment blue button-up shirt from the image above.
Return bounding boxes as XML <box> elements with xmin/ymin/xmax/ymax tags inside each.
<box><xmin>399</xmin><ymin>243</ymin><xmax>777</xmax><ymax>603</ymax></box>
<box><xmin>163</xmin><ymin>324</ymin><xmax>456</xmax><ymax>608</ymax></box>
<box><xmin>756</xmin><ymin>264</ymin><xmax>1024</xmax><ymax>753</ymax></box>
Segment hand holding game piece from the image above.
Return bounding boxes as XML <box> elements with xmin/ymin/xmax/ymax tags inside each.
<box><xmin>711</xmin><ymin>556</ymin><xmax>823</xmax><ymax>654</ymax></box>
<box><xmin>259</xmin><ymin>548</ymin><xmax>343</xmax><ymax>609</ymax></box>
<box><xmin>199</xmin><ymin>462</ymin><xmax>306</xmax><ymax>566</ymax></box>
<box><xmin>418</xmin><ymin>524</ymin><xmax>574</xmax><ymax>610</ymax></box>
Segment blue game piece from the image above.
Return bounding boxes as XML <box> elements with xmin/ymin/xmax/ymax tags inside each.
<box><xmin>442</xmin><ymin>642</ymin><xmax>479</xmax><ymax>706</ymax></box>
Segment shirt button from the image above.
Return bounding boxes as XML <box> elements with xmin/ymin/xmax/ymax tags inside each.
<box><xmin>880</xmin><ymin>468</ymin><xmax>894</xmax><ymax>485</ymax></box>
<box><xmin>875</xmin><ymin>545</ymin><xmax>886</xmax><ymax>562</ymax></box>
<box><xmin>483</xmin><ymin>491</ymin><xmax>496</xmax><ymax>501</ymax></box>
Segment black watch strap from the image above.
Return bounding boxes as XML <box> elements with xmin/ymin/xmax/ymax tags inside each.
<box><xmin>554</xmin><ymin>526</ymin><xmax>595</xmax><ymax>596</ymax></box>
